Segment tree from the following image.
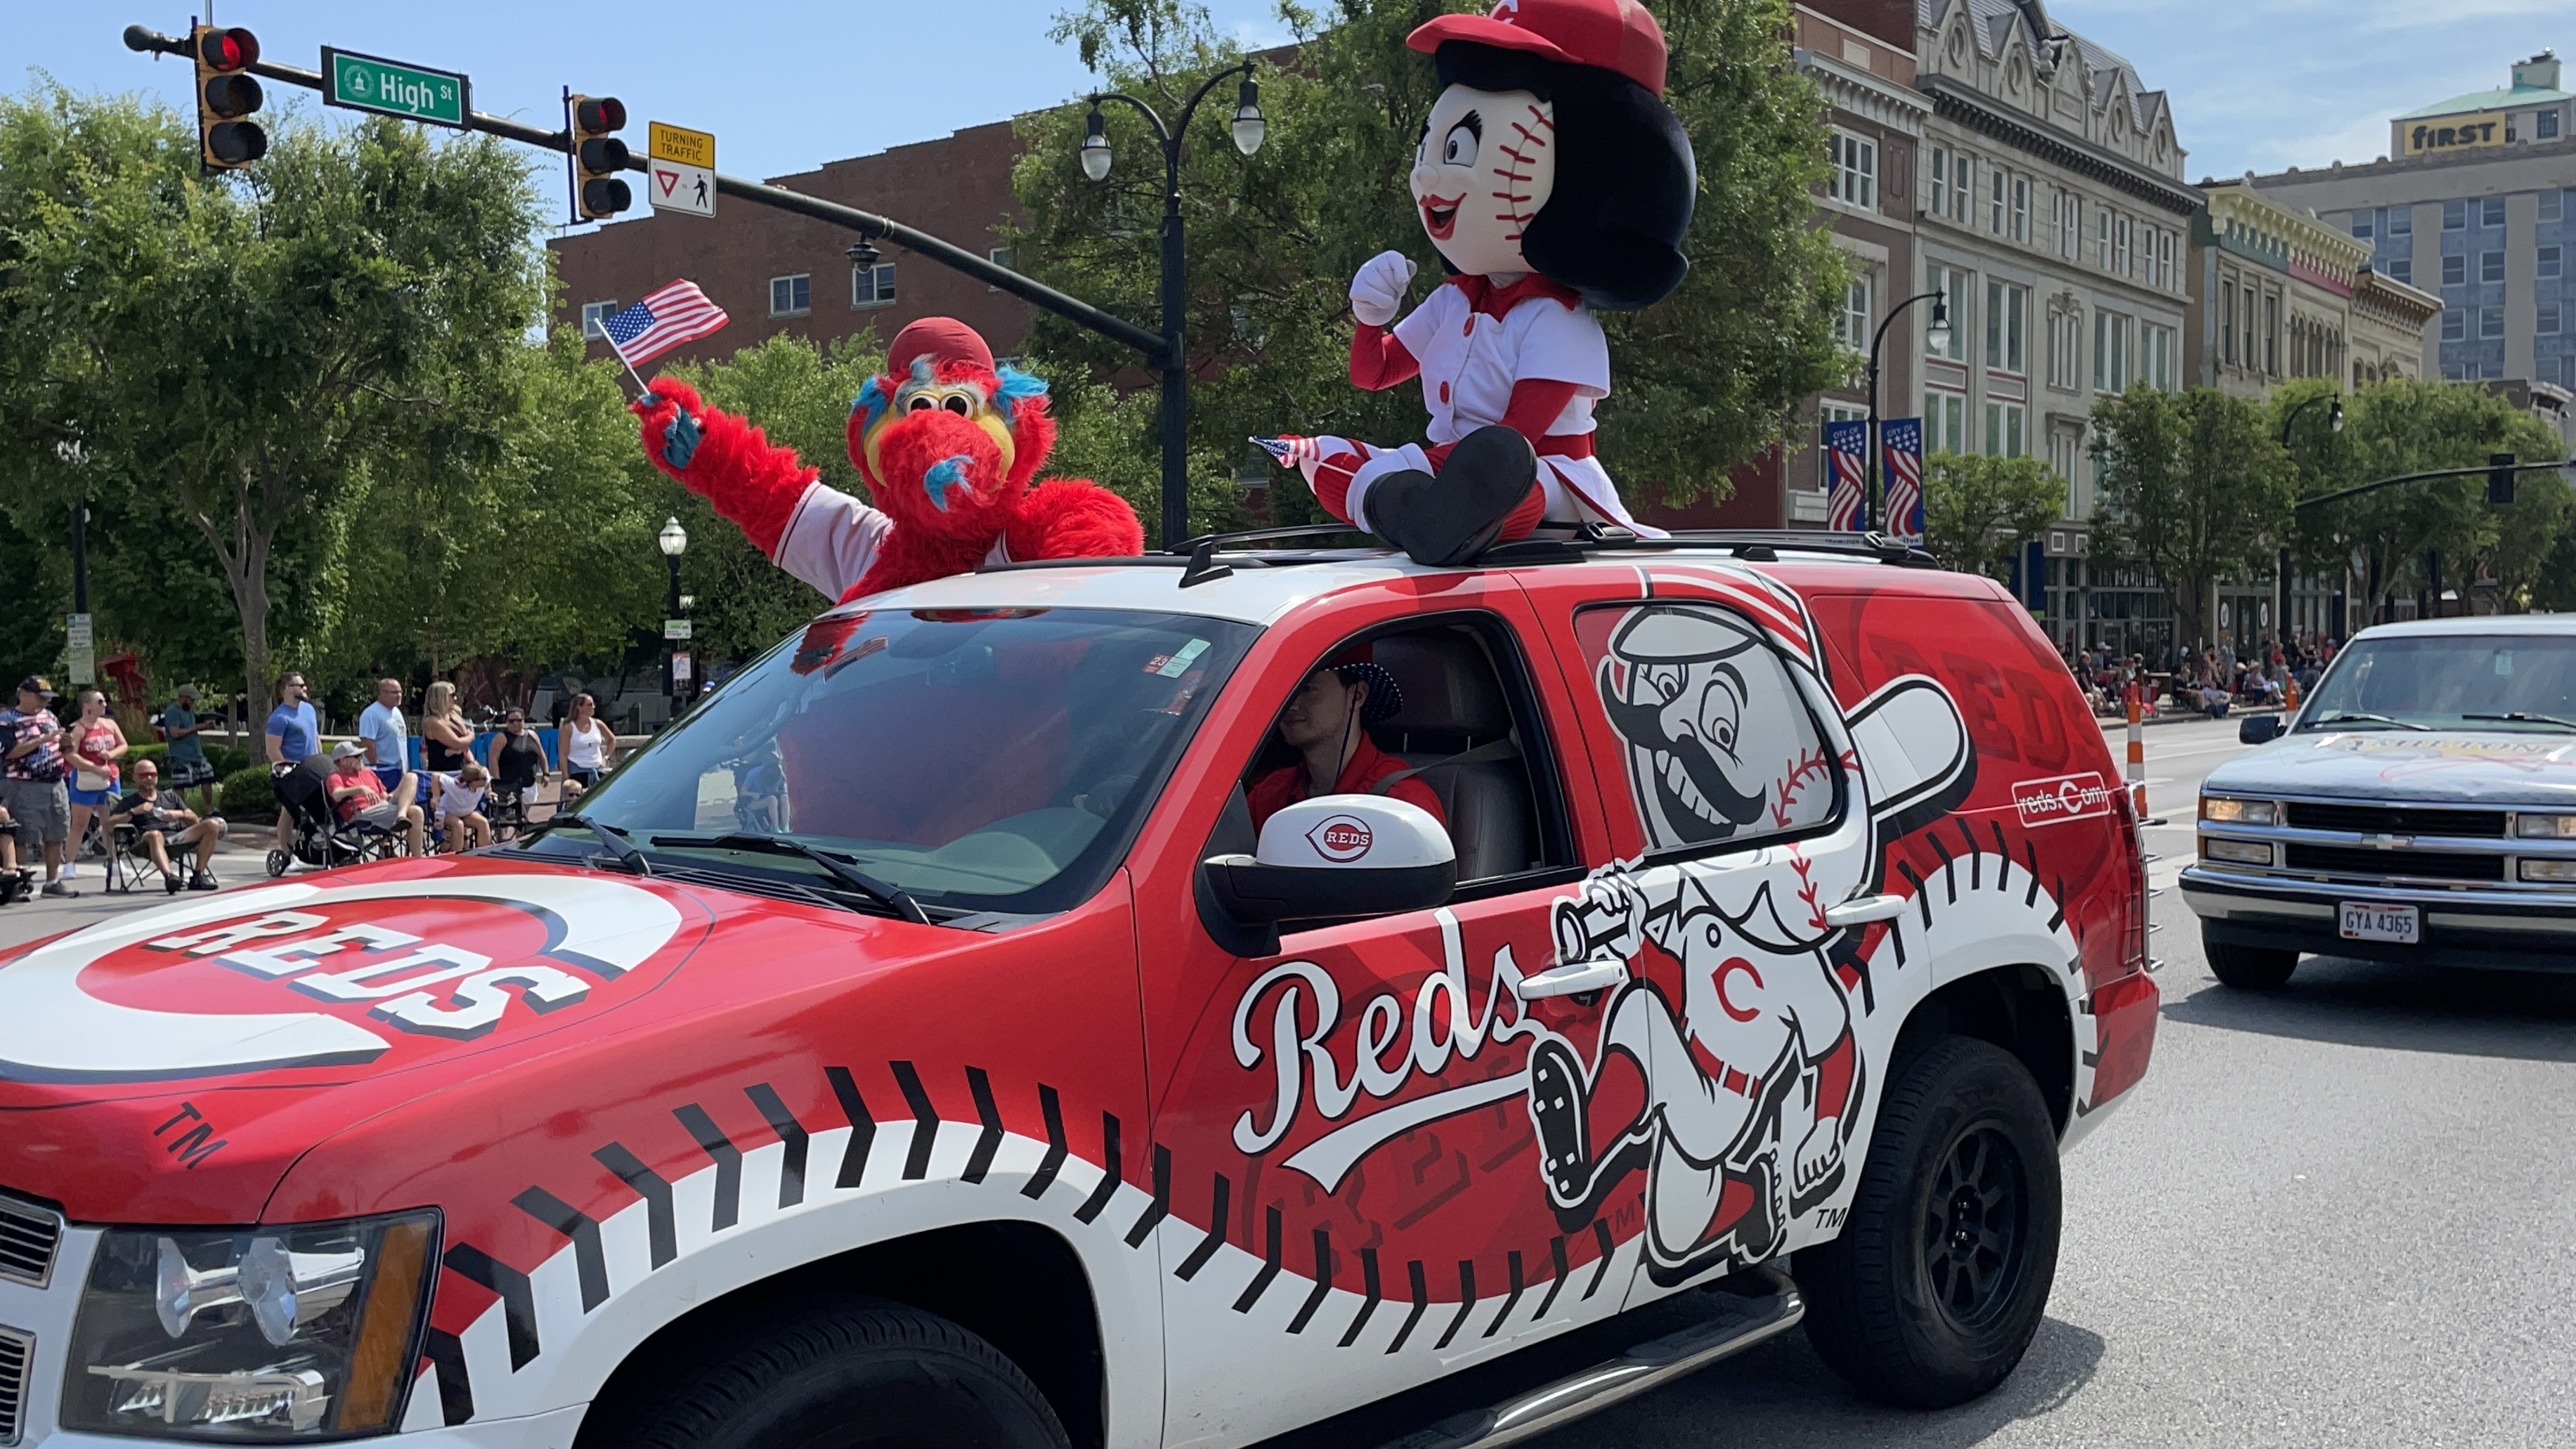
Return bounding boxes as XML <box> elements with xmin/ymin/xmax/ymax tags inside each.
<box><xmin>1010</xmin><ymin>0</ymin><xmax>1852</xmax><ymax>536</ymax></box>
<box><xmin>2088</xmin><ymin>386</ymin><xmax>2294</xmax><ymax>649</ymax></box>
<box><xmin>1921</xmin><ymin>452</ymin><xmax>2065</xmax><ymax>581</ymax></box>
<box><xmin>0</xmin><ymin>88</ymin><xmax>547</xmax><ymax>722</ymax></box>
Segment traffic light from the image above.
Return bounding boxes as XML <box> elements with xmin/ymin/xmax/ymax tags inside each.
<box><xmin>570</xmin><ymin>95</ymin><xmax>631</xmax><ymax>219</ymax></box>
<box><xmin>192</xmin><ymin>25</ymin><xmax>266</xmax><ymax>170</ymax></box>
<box><xmin>2488</xmin><ymin>452</ymin><xmax>2518</xmax><ymax>506</ymax></box>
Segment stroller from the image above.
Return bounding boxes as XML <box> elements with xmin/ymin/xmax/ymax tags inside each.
<box><xmin>265</xmin><ymin>755</ymin><xmax>408</xmax><ymax>877</ymax></box>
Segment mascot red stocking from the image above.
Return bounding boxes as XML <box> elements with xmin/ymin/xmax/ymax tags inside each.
<box><xmin>633</xmin><ymin>317</ymin><xmax>1141</xmax><ymax>604</ymax></box>
<box><xmin>1269</xmin><ymin>0</ymin><xmax>1697</xmax><ymax>565</ymax></box>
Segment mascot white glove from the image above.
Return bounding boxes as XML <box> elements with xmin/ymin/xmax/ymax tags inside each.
<box><xmin>1348</xmin><ymin>249</ymin><xmax>1417</xmax><ymax>327</ymax></box>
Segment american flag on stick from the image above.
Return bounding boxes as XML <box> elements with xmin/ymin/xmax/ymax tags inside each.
<box><xmin>599</xmin><ymin>280</ymin><xmax>729</xmax><ymax>370</ymax></box>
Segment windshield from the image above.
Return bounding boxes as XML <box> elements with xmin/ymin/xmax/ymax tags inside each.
<box><xmin>537</xmin><ymin>606</ymin><xmax>1255</xmax><ymax>915</ymax></box>
<box><xmin>2301</xmin><ymin>634</ymin><xmax>2576</xmax><ymax>731</ymax></box>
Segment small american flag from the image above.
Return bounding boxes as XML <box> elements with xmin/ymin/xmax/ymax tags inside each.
<box><xmin>1824</xmin><ymin>420</ymin><xmax>1867</xmax><ymax>532</ymax></box>
<box><xmin>600</xmin><ymin>280</ymin><xmax>729</xmax><ymax>368</ymax></box>
<box><xmin>1882</xmin><ymin>417</ymin><xmax>1925</xmax><ymax>540</ymax></box>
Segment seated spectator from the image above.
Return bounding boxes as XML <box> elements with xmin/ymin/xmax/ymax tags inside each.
<box><xmin>2197</xmin><ymin>681</ymin><xmax>2232</xmax><ymax>719</ymax></box>
<box><xmin>112</xmin><ymin>758</ymin><xmax>228</xmax><ymax>892</ymax></box>
<box><xmin>431</xmin><ymin>762</ymin><xmax>494</xmax><ymax>853</ymax></box>
<box><xmin>327</xmin><ymin>741</ymin><xmax>426</xmax><ymax>856</ymax></box>
<box><xmin>1244</xmin><ymin>649</ymin><xmax>1446</xmax><ymax>835</ymax></box>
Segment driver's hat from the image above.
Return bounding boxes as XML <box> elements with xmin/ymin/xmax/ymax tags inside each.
<box><xmin>1322</xmin><ymin>644</ymin><xmax>1406</xmax><ymax>725</ymax></box>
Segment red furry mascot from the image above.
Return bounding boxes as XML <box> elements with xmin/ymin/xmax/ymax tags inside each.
<box><xmin>633</xmin><ymin>316</ymin><xmax>1141</xmax><ymax>604</ymax></box>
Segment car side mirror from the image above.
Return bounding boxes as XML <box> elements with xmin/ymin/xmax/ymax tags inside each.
<box><xmin>1197</xmin><ymin>795</ymin><xmax>1456</xmax><ymax>957</ymax></box>
<box><xmin>2239</xmin><ymin>714</ymin><xmax>2282</xmax><ymax>745</ymax></box>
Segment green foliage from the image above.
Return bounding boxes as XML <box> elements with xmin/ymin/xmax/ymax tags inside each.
<box><xmin>216</xmin><ymin>765</ymin><xmax>275</xmax><ymax>817</ymax></box>
<box><xmin>205</xmin><ymin>743</ymin><xmax>252</xmax><ymax>779</ymax></box>
<box><xmin>1011</xmin><ymin>0</ymin><xmax>1849</xmax><ymax>533</ymax></box>
<box><xmin>1922</xmin><ymin>453</ymin><xmax>2066</xmax><ymax>581</ymax></box>
<box><xmin>2087</xmin><ymin>386</ymin><xmax>2295</xmax><ymax>647</ymax></box>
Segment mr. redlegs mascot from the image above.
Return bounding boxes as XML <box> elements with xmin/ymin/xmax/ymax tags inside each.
<box><xmin>633</xmin><ymin>317</ymin><xmax>1141</xmax><ymax>602</ymax></box>
<box><xmin>1273</xmin><ymin>0</ymin><xmax>1697</xmax><ymax>565</ymax></box>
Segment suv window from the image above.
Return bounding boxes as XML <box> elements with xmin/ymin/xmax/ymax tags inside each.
<box><xmin>2305</xmin><ymin>633</ymin><xmax>2576</xmax><ymax>730</ymax></box>
<box><xmin>1218</xmin><ymin>613</ymin><xmax>1575</xmax><ymax>888</ymax></box>
<box><xmin>1573</xmin><ymin>601</ymin><xmax>1842</xmax><ymax>854</ymax></box>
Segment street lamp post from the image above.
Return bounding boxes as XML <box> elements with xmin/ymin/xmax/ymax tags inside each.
<box><xmin>1081</xmin><ymin>62</ymin><xmax>1266</xmax><ymax>549</ymax></box>
<box><xmin>657</xmin><ymin>516</ymin><xmax>687</xmax><ymax>724</ymax></box>
<box><xmin>2277</xmin><ymin>394</ymin><xmax>2343</xmax><ymax>644</ymax></box>
<box><xmin>1865</xmin><ymin>290</ymin><xmax>1950</xmax><ymax>533</ymax></box>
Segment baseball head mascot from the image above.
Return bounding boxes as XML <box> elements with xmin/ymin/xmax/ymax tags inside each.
<box><xmin>1276</xmin><ymin>0</ymin><xmax>1696</xmax><ymax>565</ymax></box>
<box><xmin>632</xmin><ymin>316</ymin><xmax>1142</xmax><ymax>604</ymax></box>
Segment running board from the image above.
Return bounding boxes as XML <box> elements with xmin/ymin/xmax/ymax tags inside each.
<box><xmin>1377</xmin><ymin>1268</ymin><xmax>1804</xmax><ymax>1449</ymax></box>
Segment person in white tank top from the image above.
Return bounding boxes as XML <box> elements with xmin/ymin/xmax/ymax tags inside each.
<box><xmin>559</xmin><ymin>694</ymin><xmax>614</xmax><ymax>799</ymax></box>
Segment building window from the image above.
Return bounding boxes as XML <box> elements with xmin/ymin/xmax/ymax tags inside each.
<box><xmin>1923</xmin><ymin>390</ymin><xmax>1967</xmax><ymax>455</ymax></box>
<box><xmin>1925</xmin><ymin>147</ymin><xmax>1949</xmax><ymax>219</ymax></box>
<box><xmin>1829</xmin><ymin>130</ymin><xmax>1878</xmax><ymax>209</ymax></box>
<box><xmin>2482</xmin><ymin>250</ymin><xmax>2506</xmax><ymax>283</ymax></box>
<box><xmin>2444</xmin><ymin>199</ymin><xmax>2466</xmax><ymax>230</ymax></box>
<box><xmin>2481</xmin><ymin>306</ymin><xmax>2505</xmax><ymax>338</ymax></box>
<box><xmin>2145</xmin><ymin>323</ymin><xmax>2176</xmax><ymax>389</ymax></box>
<box><xmin>2220</xmin><ymin>285</ymin><xmax>2237</xmax><ymax>364</ymax></box>
<box><xmin>2048</xmin><ymin>305</ymin><xmax>2082</xmax><ymax>389</ymax></box>
<box><xmin>2545</xmin><ymin>190</ymin><xmax>2567</xmax><ymax>223</ymax></box>
<box><xmin>986</xmin><ymin>247</ymin><xmax>1015</xmax><ymax>291</ymax></box>
<box><xmin>2097</xmin><ymin>206</ymin><xmax>2113</xmax><ymax>271</ymax></box>
<box><xmin>2483</xmin><ymin>195</ymin><xmax>2506</xmax><ymax>227</ymax></box>
<box><xmin>1927</xmin><ymin>264</ymin><xmax>1969</xmax><ymax>361</ymax></box>
<box><xmin>1839</xmin><ymin>275</ymin><xmax>1873</xmax><ymax>349</ymax></box>
<box><xmin>852</xmin><ymin>261</ymin><xmax>897</xmax><ymax>307</ymax></box>
<box><xmin>2352</xmin><ymin>214</ymin><xmax>2372</xmax><ymax>239</ymax></box>
<box><xmin>2390</xmin><ymin>258</ymin><xmax>2412</xmax><ymax>284</ymax></box>
<box><xmin>1986</xmin><ymin>280</ymin><xmax>2027</xmax><ymax>373</ymax></box>
<box><xmin>580</xmin><ymin>300</ymin><xmax>619</xmax><ymax>339</ymax></box>
<box><xmin>2442</xmin><ymin>308</ymin><xmax>2466</xmax><ymax>342</ymax></box>
<box><xmin>2242</xmin><ymin>286</ymin><xmax>2257</xmax><ymax>365</ymax></box>
<box><xmin>2047</xmin><ymin>429</ymin><xmax>2079</xmax><ymax>488</ymax></box>
<box><xmin>2011</xmin><ymin>176</ymin><xmax>2030</xmax><ymax>242</ymax></box>
<box><xmin>2389</xmin><ymin>206</ymin><xmax>2412</xmax><ymax>235</ymax></box>
<box><xmin>2542</xmin><ymin>303</ymin><xmax>2563</xmax><ymax>334</ymax></box>
<box><xmin>2263</xmin><ymin>294</ymin><xmax>2279</xmax><ymax>374</ymax></box>
<box><xmin>2542</xmin><ymin>245</ymin><xmax>2563</xmax><ymax>279</ymax></box>
<box><xmin>1951</xmin><ymin>152</ymin><xmax>1972</xmax><ymax>220</ymax></box>
<box><xmin>2114</xmin><ymin>214</ymin><xmax>2133</xmax><ymax>277</ymax></box>
<box><xmin>770</xmin><ymin>273</ymin><xmax>812</xmax><ymax>316</ymax></box>
<box><xmin>2052</xmin><ymin>188</ymin><xmax>2076</xmax><ymax>258</ymax></box>
<box><xmin>2095</xmin><ymin>309</ymin><xmax>2132</xmax><ymax>391</ymax></box>
<box><xmin>1990</xmin><ymin>167</ymin><xmax>2009</xmax><ymax>234</ymax></box>
<box><xmin>1818</xmin><ymin>402</ymin><xmax>1867</xmax><ymax>491</ymax></box>
<box><xmin>2444</xmin><ymin>254</ymin><xmax>2467</xmax><ymax>287</ymax></box>
<box><xmin>1983</xmin><ymin>401</ymin><xmax>2027</xmax><ymax>457</ymax></box>
<box><xmin>2542</xmin><ymin>110</ymin><xmax>2563</xmax><ymax>140</ymax></box>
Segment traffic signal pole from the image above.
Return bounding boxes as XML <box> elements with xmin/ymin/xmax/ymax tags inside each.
<box><xmin>122</xmin><ymin>25</ymin><xmax>1166</xmax><ymax>365</ymax></box>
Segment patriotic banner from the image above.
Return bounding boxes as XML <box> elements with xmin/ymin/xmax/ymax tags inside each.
<box><xmin>1824</xmin><ymin>420</ymin><xmax>1868</xmax><ymax>531</ymax></box>
<box><xmin>600</xmin><ymin>280</ymin><xmax>730</xmax><ymax>368</ymax></box>
<box><xmin>1881</xmin><ymin>417</ymin><xmax>1925</xmax><ymax>540</ymax></box>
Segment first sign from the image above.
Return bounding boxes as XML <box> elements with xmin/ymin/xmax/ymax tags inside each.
<box><xmin>321</xmin><ymin>47</ymin><xmax>469</xmax><ymax>128</ymax></box>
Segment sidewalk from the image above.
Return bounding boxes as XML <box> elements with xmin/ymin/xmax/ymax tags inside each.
<box><xmin>2095</xmin><ymin>703</ymin><xmax>2283</xmax><ymax>733</ymax></box>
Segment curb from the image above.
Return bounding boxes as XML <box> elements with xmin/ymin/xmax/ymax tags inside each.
<box><xmin>2095</xmin><ymin>705</ymin><xmax>2284</xmax><ymax>732</ymax></box>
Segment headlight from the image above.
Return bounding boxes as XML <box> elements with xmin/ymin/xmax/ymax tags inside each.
<box><xmin>63</xmin><ymin>1209</ymin><xmax>437</xmax><ymax>1439</ymax></box>
<box><xmin>2516</xmin><ymin>813</ymin><xmax>2576</xmax><ymax>838</ymax></box>
<box><xmin>2201</xmin><ymin>795</ymin><xmax>2277</xmax><ymax>826</ymax></box>
<box><xmin>2204</xmin><ymin>838</ymin><xmax>2275</xmax><ymax>866</ymax></box>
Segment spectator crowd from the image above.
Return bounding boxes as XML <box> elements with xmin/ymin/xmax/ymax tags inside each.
<box><xmin>2061</xmin><ymin>635</ymin><xmax>2342</xmax><ymax>722</ymax></box>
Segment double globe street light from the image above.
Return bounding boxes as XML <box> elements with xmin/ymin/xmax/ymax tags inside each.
<box><xmin>1078</xmin><ymin>64</ymin><xmax>1266</xmax><ymax>549</ymax></box>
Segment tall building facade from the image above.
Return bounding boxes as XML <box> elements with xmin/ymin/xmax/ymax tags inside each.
<box><xmin>2187</xmin><ymin>181</ymin><xmax>2441</xmax><ymax>396</ymax></box>
<box><xmin>2249</xmin><ymin>53</ymin><xmax>2576</xmax><ymax>420</ymax></box>
<box><xmin>1912</xmin><ymin>0</ymin><xmax>2195</xmax><ymax>647</ymax></box>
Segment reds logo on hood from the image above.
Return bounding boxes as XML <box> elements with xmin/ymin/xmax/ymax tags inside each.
<box><xmin>0</xmin><ymin>866</ymin><xmax>694</xmax><ymax>1084</ymax></box>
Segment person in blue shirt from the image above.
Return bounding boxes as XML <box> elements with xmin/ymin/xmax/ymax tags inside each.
<box><xmin>356</xmin><ymin>677</ymin><xmax>411</xmax><ymax>793</ymax></box>
<box><xmin>264</xmin><ymin>670</ymin><xmax>319</xmax><ymax>852</ymax></box>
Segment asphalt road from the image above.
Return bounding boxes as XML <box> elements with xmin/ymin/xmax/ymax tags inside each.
<box><xmin>5</xmin><ymin>721</ymin><xmax>2570</xmax><ymax>1445</ymax></box>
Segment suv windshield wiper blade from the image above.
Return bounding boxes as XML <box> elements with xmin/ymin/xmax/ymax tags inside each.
<box><xmin>649</xmin><ymin>832</ymin><xmax>931</xmax><ymax>923</ymax></box>
<box><xmin>2305</xmin><ymin>711</ymin><xmax>2429</xmax><ymax>732</ymax></box>
<box><xmin>531</xmin><ymin>814</ymin><xmax>650</xmax><ymax>873</ymax></box>
<box><xmin>2461</xmin><ymin>710</ymin><xmax>2576</xmax><ymax>732</ymax></box>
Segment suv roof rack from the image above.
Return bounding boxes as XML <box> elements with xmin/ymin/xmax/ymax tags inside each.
<box><xmin>974</xmin><ymin>523</ymin><xmax>1934</xmax><ymax>586</ymax></box>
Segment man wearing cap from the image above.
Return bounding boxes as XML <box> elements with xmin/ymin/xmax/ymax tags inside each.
<box><xmin>159</xmin><ymin>684</ymin><xmax>217</xmax><ymax>815</ymax></box>
<box><xmin>326</xmin><ymin>741</ymin><xmax>427</xmax><ymax>857</ymax></box>
<box><xmin>1246</xmin><ymin>650</ymin><xmax>1448</xmax><ymax>834</ymax></box>
<box><xmin>0</xmin><ymin>677</ymin><xmax>76</xmax><ymax>898</ymax></box>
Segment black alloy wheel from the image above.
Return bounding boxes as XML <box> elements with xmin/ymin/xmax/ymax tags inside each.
<box><xmin>1923</xmin><ymin>1125</ymin><xmax>2029</xmax><ymax>1333</ymax></box>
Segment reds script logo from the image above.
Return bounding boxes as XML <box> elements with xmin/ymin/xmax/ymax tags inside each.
<box><xmin>2012</xmin><ymin>771</ymin><xmax>2113</xmax><ymax>826</ymax></box>
<box><xmin>0</xmin><ymin>873</ymin><xmax>682</xmax><ymax>1082</ymax></box>
<box><xmin>1307</xmin><ymin>815</ymin><xmax>1374</xmax><ymax>862</ymax></box>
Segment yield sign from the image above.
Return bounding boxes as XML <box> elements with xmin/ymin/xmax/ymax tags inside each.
<box><xmin>652</xmin><ymin>161</ymin><xmax>716</xmax><ymax>218</ymax></box>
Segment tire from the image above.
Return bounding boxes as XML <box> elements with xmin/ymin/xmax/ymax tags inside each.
<box><xmin>264</xmin><ymin>848</ymin><xmax>290</xmax><ymax>878</ymax></box>
<box><xmin>1795</xmin><ymin>1035</ymin><xmax>2062</xmax><ymax>1408</ymax></box>
<box><xmin>2206</xmin><ymin>938</ymin><xmax>2298</xmax><ymax>990</ymax></box>
<box><xmin>609</xmin><ymin>1299</ymin><xmax>1069</xmax><ymax>1449</ymax></box>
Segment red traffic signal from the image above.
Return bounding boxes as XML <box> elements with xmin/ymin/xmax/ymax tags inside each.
<box><xmin>574</xmin><ymin>97</ymin><xmax>626</xmax><ymax>134</ymax></box>
<box><xmin>191</xmin><ymin>25</ymin><xmax>266</xmax><ymax>170</ymax></box>
<box><xmin>569</xmin><ymin>93</ymin><xmax>632</xmax><ymax>221</ymax></box>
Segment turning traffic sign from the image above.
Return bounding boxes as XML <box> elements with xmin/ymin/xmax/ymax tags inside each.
<box><xmin>648</xmin><ymin>122</ymin><xmax>716</xmax><ymax>219</ymax></box>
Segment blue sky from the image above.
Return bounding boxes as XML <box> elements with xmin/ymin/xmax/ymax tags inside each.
<box><xmin>16</xmin><ymin>1</ymin><xmax>2573</xmax><ymax>215</ymax></box>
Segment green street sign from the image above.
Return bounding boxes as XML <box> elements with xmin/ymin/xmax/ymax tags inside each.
<box><xmin>321</xmin><ymin>47</ymin><xmax>469</xmax><ymax>128</ymax></box>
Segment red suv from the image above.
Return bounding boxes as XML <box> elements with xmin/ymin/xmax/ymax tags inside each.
<box><xmin>0</xmin><ymin>534</ymin><xmax>2154</xmax><ymax>1449</ymax></box>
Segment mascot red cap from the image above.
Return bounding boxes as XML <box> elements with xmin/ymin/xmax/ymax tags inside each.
<box><xmin>1264</xmin><ymin>0</ymin><xmax>1696</xmax><ymax>567</ymax></box>
<box><xmin>633</xmin><ymin>316</ymin><xmax>1141</xmax><ymax>604</ymax></box>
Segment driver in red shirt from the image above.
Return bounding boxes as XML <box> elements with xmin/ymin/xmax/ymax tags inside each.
<box><xmin>1246</xmin><ymin>646</ymin><xmax>1448</xmax><ymax>834</ymax></box>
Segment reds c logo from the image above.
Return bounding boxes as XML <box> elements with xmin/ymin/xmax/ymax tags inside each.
<box><xmin>1306</xmin><ymin>815</ymin><xmax>1375</xmax><ymax>862</ymax></box>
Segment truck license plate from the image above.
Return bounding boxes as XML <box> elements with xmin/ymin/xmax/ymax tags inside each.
<box><xmin>2340</xmin><ymin>902</ymin><xmax>2420</xmax><ymax>944</ymax></box>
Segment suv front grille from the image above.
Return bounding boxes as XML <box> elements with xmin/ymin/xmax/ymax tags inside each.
<box><xmin>2282</xmin><ymin>801</ymin><xmax>2509</xmax><ymax>838</ymax></box>
<box><xmin>0</xmin><ymin>1197</ymin><xmax>58</xmax><ymax>1288</ymax></box>
<box><xmin>2284</xmin><ymin>843</ymin><xmax>2505</xmax><ymax>881</ymax></box>
<box><xmin>0</xmin><ymin>1323</ymin><xmax>29</xmax><ymax>1446</ymax></box>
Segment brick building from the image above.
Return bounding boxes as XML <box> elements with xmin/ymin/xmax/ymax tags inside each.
<box><xmin>549</xmin><ymin>121</ymin><xmax>1032</xmax><ymax>367</ymax></box>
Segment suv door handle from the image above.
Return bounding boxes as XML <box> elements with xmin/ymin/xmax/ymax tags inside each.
<box><xmin>1518</xmin><ymin>958</ymin><xmax>1629</xmax><ymax>999</ymax></box>
<box><xmin>1822</xmin><ymin>894</ymin><xmax>1906</xmax><ymax>929</ymax></box>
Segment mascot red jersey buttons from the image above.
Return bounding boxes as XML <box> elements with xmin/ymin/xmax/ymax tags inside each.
<box><xmin>1268</xmin><ymin>0</ymin><xmax>1696</xmax><ymax>566</ymax></box>
<box><xmin>634</xmin><ymin>316</ymin><xmax>1143</xmax><ymax>602</ymax></box>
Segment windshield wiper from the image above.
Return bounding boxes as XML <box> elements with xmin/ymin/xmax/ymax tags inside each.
<box><xmin>2462</xmin><ymin>711</ymin><xmax>2576</xmax><ymax>732</ymax></box>
<box><xmin>2304</xmin><ymin>711</ymin><xmax>2430</xmax><ymax>732</ymax></box>
<box><xmin>649</xmin><ymin>832</ymin><xmax>931</xmax><ymax>923</ymax></box>
<box><xmin>531</xmin><ymin>814</ymin><xmax>650</xmax><ymax>874</ymax></box>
